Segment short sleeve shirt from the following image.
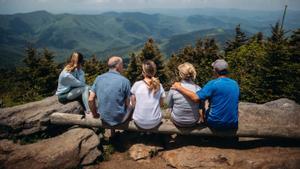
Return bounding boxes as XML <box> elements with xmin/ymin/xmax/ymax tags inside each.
<box><xmin>131</xmin><ymin>80</ymin><xmax>165</xmax><ymax>129</ymax></box>
<box><xmin>196</xmin><ymin>77</ymin><xmax>239</xmax><ymax>129</ymax></box>
<box><xmin>91</xmin><ymin>70</ymin><xmax>131</xmax><ymax>126</ymax></box>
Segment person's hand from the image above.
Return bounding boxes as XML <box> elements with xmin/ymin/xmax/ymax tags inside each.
<box><xmin>171</xmin><ymin>82</ymin><xmax>182</xmax><ymax>90</ymax></box>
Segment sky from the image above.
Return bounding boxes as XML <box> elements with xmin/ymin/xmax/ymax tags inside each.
<box><xmin>0</xmin><ymin>0</ymin><xmax>299</xmax><ymax>14</ymax></box>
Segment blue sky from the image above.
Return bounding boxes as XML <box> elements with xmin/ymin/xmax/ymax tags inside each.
<box><xmin>0</xmin><ymin>0</ymin><xmax>299</xmax><ymax>14</ymax></box>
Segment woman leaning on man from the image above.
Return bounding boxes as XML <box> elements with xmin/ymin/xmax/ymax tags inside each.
<box><xmin>166</xmin><ymin>62</ymin><xmax>205</xmax><ymax>127</ymax></box>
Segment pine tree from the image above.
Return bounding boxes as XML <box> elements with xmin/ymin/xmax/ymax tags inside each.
<box><xmin>262</xmin><ymin>21</ymin><xmax>294</xmax><ymax>101</ymax></box>
<box><xmin>226</xmin><ymin>41</ymin><xmax>267</xmax><ymax>102</ymax></box>
<box><xmin>125</xmin><ymin>53</ymin><xmax>141</xmax><ymax>84</ymax></box>
<box><xmin>139</xmin><ymin>38</ymin><xmax>167</xmax><ymax>83</ymax></box>
<box><xmin>225</xmin><ymin>24</ymin><xmax>248</xmax><ymax>54</ymax></box>
<box><xmin>37</xmin><ymin>48</ymin><xmax>59</xmax><ymax>96</ymax></box>
<box><xmin>83</xmin><ymin>55</ymin><xmax>107</xmax><ymax>85</ymax></box>
<box><xmin>288</xmin><ymin>29</ymin><xmax>300</xmax><ymax>101</ymax></box>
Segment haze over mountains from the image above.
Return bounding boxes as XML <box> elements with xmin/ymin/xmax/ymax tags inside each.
<box><xmin>0</xmin><ymin>9</ymin><xmax>300</xmax><ymax>68</ymax></box>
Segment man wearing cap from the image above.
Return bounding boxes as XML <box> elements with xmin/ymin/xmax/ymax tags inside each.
<box><xmin>172</xmin><ymin>59</ymin><xmax>240</xmax><ymax>130</ymax></box>
<box><xmin>88</xmin><ymin>56</ymin><xmax>132</xmax><ymax>126</ymax></box>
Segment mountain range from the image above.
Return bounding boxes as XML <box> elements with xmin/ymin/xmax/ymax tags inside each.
<box><xmin>0</xmin><ymin>9</ymin><xmax>299</xmax><ymax>68</ymax></box>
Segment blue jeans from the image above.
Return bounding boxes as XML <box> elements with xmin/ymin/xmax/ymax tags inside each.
<box><xmin>58</xmin><ymin>85</ymin><xmax>91</xmax><ymax>112</ymax></box>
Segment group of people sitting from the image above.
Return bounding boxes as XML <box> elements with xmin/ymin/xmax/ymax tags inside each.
<box><xmin>56</xmin><ymin>52</ymin><xmax>240</xmax><ymax>131</ymax></box>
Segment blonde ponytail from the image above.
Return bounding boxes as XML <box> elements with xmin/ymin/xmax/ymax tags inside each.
<box><xmin>142</xmin><ymin>60</ymin><xmax>161</xmax><ymax>94</ymax></box>
<box><xmin>149</xmin><ymin>77</ymin><xmax>160</xmax><ymax>93</ymax></box>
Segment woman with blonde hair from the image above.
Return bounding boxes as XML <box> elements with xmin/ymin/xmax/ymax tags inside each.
<box><xmin>166</xmin><ymin>62</ymin><xmax>204</xmax><ymax>127</ymax></box>
<box><xmin>130</xmin><ymin>60</ymin><xmax>165</xmax><ymax>129</ymax></box>
<box><xmin>56</xmin><ymin>52</ymin><xmax>91</xmax><ymax>115</ymax></box>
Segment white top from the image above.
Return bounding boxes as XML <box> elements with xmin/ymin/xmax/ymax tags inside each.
<box><xmin>131</xmin><ymin>80</ymin><xmax>165</xmax><ymax>129</ymax></box>
<box><xmin>55</xmin><ymin>68</ymin><xmax>85</xmax><ymax>95</ymax></box>
<box><xmin>166</xmin><ymin>80</ymin><xmax>201</xmax><ymax>125</ymax></box>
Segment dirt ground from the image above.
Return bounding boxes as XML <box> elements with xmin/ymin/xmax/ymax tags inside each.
<box><xmin>85</xmin><ymin>131</ymin><xmax>300</xmax><ymax>169</ymax></box>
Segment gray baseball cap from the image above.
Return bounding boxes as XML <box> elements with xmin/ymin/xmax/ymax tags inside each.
<box><xmin>211</xmin><ymin>59</ymin><xmax>228</xmax><ymax>74</ymax></box>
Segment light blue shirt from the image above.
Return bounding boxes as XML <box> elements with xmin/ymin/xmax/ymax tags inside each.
<box><xmin>196</xmin><ymin>77</ymin><xmax>239</xmax><ymax>129</ymax></box>
<box><xmin>91</xmin><ymin>70</ymin><xmax>131</xmax><ymax>126</ymax></box>
<box><xmin>56</xmin><ymin>69</ymin><xmax>86</xmax><ymax>95</ymax></box>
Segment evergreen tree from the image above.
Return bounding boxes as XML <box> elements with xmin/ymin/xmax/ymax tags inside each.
<box><xmin>288</xmin><ymin>29</ymin><xmax>300</xmax><ymax>101</ymax></box>
<box><xmin>226</xmin><ymin>41</ymin><xmax>267</xmax><ymax>102</ymax></box>
<box><xmin>139</xmin><ymin>38</ymin><xmax>167</xmax><ymax>83</ymax></box>
<box><xmin>83</xmin><ymin>55</ymin><xmax>107</xmax><ymax>85</ymax></box>
<box><xmin>225</xmin><ymin>24</ymin><xmax>248</xmax><ymax>54</ymax></box>
<box><xmin>262</xmin><ymin>21</ymin><xmax>295</xmax><ymax>101</ymax></box>
<box><xmin>165</xmin><ymin>38</ymin><xmax>220</xmax><ymax>88</ymax></box>
<box><xmin>125</xmin><ymin>53</ymin><xmax>141</xmax><ymax>84</ymax></box>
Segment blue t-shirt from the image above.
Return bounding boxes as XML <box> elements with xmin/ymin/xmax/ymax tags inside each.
<box><xmin>91</xmin><ymin>70</ymin><xmax>131</xmax><ymax>126</ymax></box>
<box><xmin>196</xmin><ymin>77</ymin><xmax>240</xmax><ymax>129</ymax></box>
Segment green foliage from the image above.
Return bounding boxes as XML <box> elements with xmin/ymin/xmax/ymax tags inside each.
<box><xmin>125</xmin><ymin>38</ymin><xmax>167</xmax><ymax>84</ymax></box>
<box><xmin>83</xmin><ymin>55</ymin><xmax>108</xmax><ymax>85</ymax></box>
<box><xmin>225</xmin><ymin>24</ymin><xmax>248</xmax><ymax>54</ymax></box>
<box><xmin>165</xmin><ymin>38</ymin><xmax>221</xmax><ymax>89</ymax></box>
<box><xmin>225</xmin><ymin>41</ymin><xmax>267</xmax><ymax>102</ymax></box>
<box><xmin>125</xmin><ymin>53</ymin><xmax>142</xmax><ymax>84</ymax></box>
<box><xmin>260</xmin><ymin>22</ymin><xmax>299</xmax><ymax>101</ymax></box>
<box><xmin>0</xmin><ymin>45</ymin><xmax>59</xmax><ymax>107</ymax></box>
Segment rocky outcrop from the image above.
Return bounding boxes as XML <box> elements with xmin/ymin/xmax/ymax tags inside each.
<box><xmin>0</xmin><ymin>128</ymin><xmax>101</xmax><ymax>169</ymax></box>
<box><xmin>0</xmin><ymin>96</ymin><xmax>83</xmax><ymax>138</ymax></box>
<box><xmin>239</xmin><ymin>98</ymin><xmax>300</xmax><ymax>130</ymax></box>
<box><xmin>129</xmin><ymin>144</ymin><xmax>163</xmax><ymax>161</ymax></box>
<box><xmin>162</xmin><ymin>146</ymin><xmax>300</xmax><ymax>169</ymax></box>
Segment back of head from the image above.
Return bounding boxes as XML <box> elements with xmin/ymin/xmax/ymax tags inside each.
<box><xmin>108</xmin><ymin>56</ymin><xmax>123</xmax><ymax>71</ymax></box>
<box><xmin>178</xmin><ymin>62</ymin><xmax>197</xmax><ymax>81</ymax></box>
<box><xmin>211</xmin><ymin>59</ymin><xmax>229</xmax><ymax>75</ymax></box>
<box><xmin>142</xmin><ymin>60</ymin><xmax>160</xmax><ymax>93</ymax></box>
<box><xmin>64</xmin><ymin>52</ymin><xmax>84</xmax><ymax>72</ymax></box>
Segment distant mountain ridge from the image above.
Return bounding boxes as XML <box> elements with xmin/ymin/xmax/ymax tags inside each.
<box><xmin>0</xmin><ymin>10</ymin><xmax>299</xmax><ymax>68</ymax></box>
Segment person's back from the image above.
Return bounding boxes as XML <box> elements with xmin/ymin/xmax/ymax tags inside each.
<box><xmin>130</xmin><ymin>60</ymin><xmax>165</xmax><ymax>129</ymax></box>
<box><xmin>168</xmin><ymin>82</ymin><xmax>201</xmax><ymax>126</ymax></box>
<box><xmin>131</xmin><ymin>81</ymin><xmax>165</xmax><ymax>129</ymax></box>
<box><xmin>199</xmin><ymin>77</ymin><xmax>239</xmax><ymax>129</ymax></box>
<box><xmin>89</xmin><ymin>56</ymin><xmax>131</xmax><ymax>126</ymax></box>
<box><xmin>92</xmin><ymin>70</ymin><xmax>131</xmax><ymax>125</ymax></box>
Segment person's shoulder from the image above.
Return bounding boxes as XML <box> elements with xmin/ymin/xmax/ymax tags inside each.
<box><xmin>227</xmin><ymin>77</ymin><xmax>239</xmax><ymax>85</ymax></box>
<box><xmin>132</xmin><ymin>80</ymin><xmax>143</xmax><ymax>86</ymax></box>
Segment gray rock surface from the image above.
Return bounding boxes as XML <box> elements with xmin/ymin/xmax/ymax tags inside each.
<box><xmin>0</xmin><ymin>96</ymin><xmax>83</xmax><ymax>138</ymax></box>
<box><xmin>162</xmin><ymin>146</ymin><xmax>300</xmax><ymax>169</ymax></box>
<box><xmin>0</xmin><ymin>128</ymin><xmax>101</xmax><ymax>169</ymax></box>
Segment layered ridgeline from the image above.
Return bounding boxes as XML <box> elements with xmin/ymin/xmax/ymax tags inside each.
<box><xmin>0</xmin><ymin>10</ymin><xmax>299</xmax><ymax>107</ymax></box>
<box><xmin>1</xmin><ymin>10</ymin><xmax>300</xmax><ymax>68</ymax></box>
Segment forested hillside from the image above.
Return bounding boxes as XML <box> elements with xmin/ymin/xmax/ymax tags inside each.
<box><xmin>1</xmin><ymin>10</ymin><xmax>299</xmax><ymax>68</ymax></box>
<box><xmin>0</xmin><ymin>9</ymin><xmax>299</xmax><ymax>107</ymax></box>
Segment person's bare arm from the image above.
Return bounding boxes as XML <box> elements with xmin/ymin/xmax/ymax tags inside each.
<box><xmin>130</xmin><ymin>95</ymin><xmax>136</xmax><ymax>107</ymax></box>
<box><xmin>171</xmin><ymin>82</ymin><xmax>201</xmax><ymax>103</ymax></box>
<box><xmin>88</xmin><ymin>91</ymin><xmax>99</xmax><ymax>118</ymax></box>
<box><xmin>160</xmin><ymin>97</ymin><xmax>165</xmax><ymax>107</ymax></box>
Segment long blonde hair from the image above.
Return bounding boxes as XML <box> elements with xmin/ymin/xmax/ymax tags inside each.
<box><xmin>64</xmin><ymin>52</ymin><xmax>84</xmax><ymax>72</ymax></box>
<box><xmin>142</xmin><ymin>60</ymin><xmax>160</xmax><ymax>93</ymax></box>
<box><xmin>178</xmin><ymin>62</ymin><xmax>197</xmax><ymax>81</ymax></box>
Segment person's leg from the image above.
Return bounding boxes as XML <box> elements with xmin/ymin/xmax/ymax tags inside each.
<box><xmin>66</xmin><ymin>87</ymin><xmax>85</xmax><ymax>100</ymax></box>
<box><xmin>81</xmin><ymin>85</ymin><xmax>91</xmax><ymax>113</ymax></box>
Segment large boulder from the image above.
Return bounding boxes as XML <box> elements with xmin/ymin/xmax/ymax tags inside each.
<box><xmin>0</xmin><ymin>96</ymin><xmax>83</xmax><ymax>138</ymax></box>
<box><xmin>0</xmin><ymin>128</ymin><xmax>101</xmax><ymax>169</ymax></box>
<box><xmin>239</xmin><ymin>98</ymin><xmax>300</xmax><ymax>129</ymax></box>
<box><xmin>162</xmin><ymin>146</ymin><xmax>300</xmax><ymax>169</ymax></box>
